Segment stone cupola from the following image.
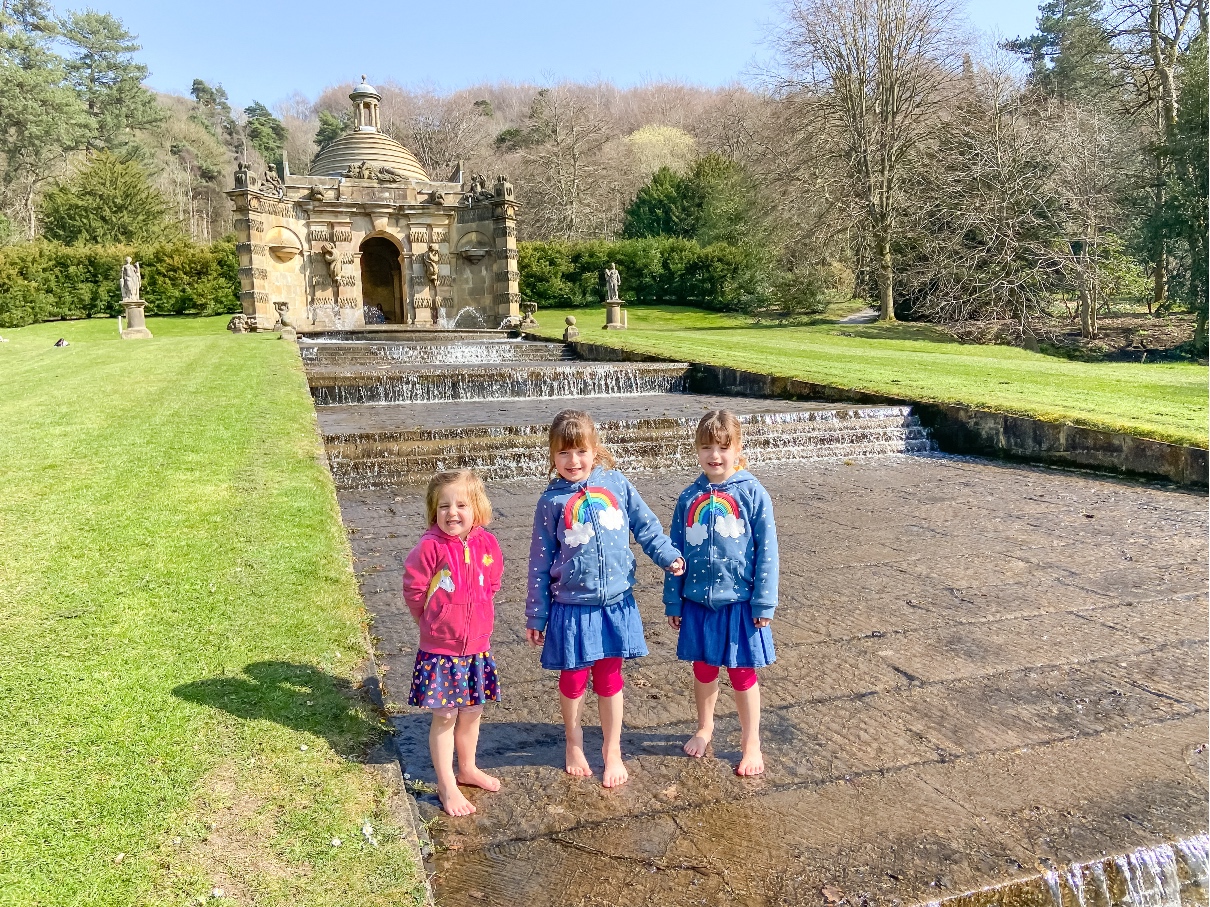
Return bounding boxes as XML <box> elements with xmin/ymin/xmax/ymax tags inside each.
<box><xmin>350</xmin><ymin>75</ymin><xmax>382</xmax><ymax>131</ymax></box>
<box><xmin>309</xmin><ymin>75</ymin><xmax>429</xmax><ymax>180</ymax></box>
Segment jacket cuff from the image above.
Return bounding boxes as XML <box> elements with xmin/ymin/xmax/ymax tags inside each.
<box><xmin>750</xmin><ymin>602</ymin><xmax>776</xmax><ymax>619</ymax></box>
<box><xmin>663</xmin><ymin>598</ymin><xmax>683</xmax><ymax>617</ymax></box>
<box><xmin>525</xmin><ymin>615</ymin><xmax>547</xmax><ymax>632</ymax></box>
<box><xmin>657</xmin><ymin>547</ymin><xmax>683</xmax><ymax>570</ymax></box>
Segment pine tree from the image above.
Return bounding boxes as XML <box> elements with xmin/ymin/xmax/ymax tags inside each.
<box><xmin>1004</xmin><ymin>0</ymin><xmax>1114</xmax><ymax>101</ymax></box>
<box><xmin>39</xmin><ymin>150</ymin><xmax>174</xmax><ymax>244</ymax></box>
<box><xmin>243</xmin><ymin>101</ymin><xmax>287</xmax><ymax>167</ymax></box>
<box><xmin>57</xmin><ymin>10</ymin><xmax>163</xmax><ymax>152</ymax></box>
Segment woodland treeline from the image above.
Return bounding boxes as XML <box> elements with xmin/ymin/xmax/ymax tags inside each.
<box><xmin>0</xmin><ymin>0</ymin><xmax>1206</xmax><ymax>345</ymax></box>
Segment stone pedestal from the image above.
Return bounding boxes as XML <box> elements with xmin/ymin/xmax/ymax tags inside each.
<box><xmin>604</xmin><ymin>302</ymin><xmax>627</xmax><ymax>330</ymax></box>
<box><xmin>563</xmin><ymin>315</ymin><xmax>579</xmax><ymax>342</ymax></box>
<box><xmin>120</xmin><ymin>301</ymin><xmax>152</xmax><ymax>339</ymax></box>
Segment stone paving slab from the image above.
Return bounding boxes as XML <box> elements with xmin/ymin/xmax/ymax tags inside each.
<box><xmin>337</xmin><ymin>456</ymin><xmax>1208</xmax><ymax>907</ymax></box>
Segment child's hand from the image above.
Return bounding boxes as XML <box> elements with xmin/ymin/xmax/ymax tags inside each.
<box><xmin>666</xmin><ymin>557</ymin><xmax>686</xmax><ymax>576</ymax></box>
<box><xmin>667</xmin><ymin>615</ymin><xmax>681</xmax><ymax>629</ymax></box>
<box><xmin>754</xmin><ymin>618</ymin><xmax>771</xmax><ymax>628</ymax></box>
<box><xmin>526</xmin><ymin>628</ymin><xmax>545</xmax><ymax>646</ymax></box>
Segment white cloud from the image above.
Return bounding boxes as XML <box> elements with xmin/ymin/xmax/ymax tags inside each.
<box><xmin>564</xmin><ymin>521</ymin><xmax>595</xmax><ymax>547</ymax></box>
<box><xmin>684</xmin><ymin>523</ymin><xmax>708</xmax><ymax>547</ymax></box>
<box><xmin>598</xmin><ymin>507</ymin><xmax>625</xmax><ymax>531</ymax></box>
<box><xmin>714</xmin><ymin>514</ymin><xmax>746</xmax><ymax>539</ymax></box>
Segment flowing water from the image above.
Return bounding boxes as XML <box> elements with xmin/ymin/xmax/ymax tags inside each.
<box><xmin>302</xmin><ymin>334</ymin><xmax>936</xmax><ymax>487</ymax></box>
<box><xmin>920</xmin><ymin>835</ymin><xmax>1208</xmax><ymax>907</ymax></box>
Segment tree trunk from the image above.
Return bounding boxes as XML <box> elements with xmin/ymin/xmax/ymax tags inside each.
<box><xmin>1195</xmin><ymin>306</ymin><xmax>1208</xmax><ymax>354</ymax></box>
<box><xmin>875</xmin><ymin>229</ymin><xmax>895</xmax><ymax>321</ymax></box>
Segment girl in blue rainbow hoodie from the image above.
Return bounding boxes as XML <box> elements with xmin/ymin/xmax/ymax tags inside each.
<box><xmin>527</xmin><ymin>410</ymin><xmax>684</xmax><ymax>789</ymax></box>
<box><xmin>664</xmin><ymin>410</ymin><xmax>778</xmax><ymax>777</ymax></box>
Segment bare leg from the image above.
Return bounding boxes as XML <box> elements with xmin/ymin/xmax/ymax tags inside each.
<box><xmin>733</xmin><ymin>683</ymin><xmax>764</xmax><ymax>776</ymax></box>
<box><xmin>430</xmin><ymin>710</ymin><xmax>475</xmax><ymax>815</ymax></box>
<box><xmin>685</xmin><ymin>677</ymin><xmax>719</xmax><ymax>757</ymax></box>
<box><xmin>454</xmin><ymin>706</ymin><xmax>500</xmax><ymax>792</ymax></box>
<box><xmin>560</xmin><ymin>693</ymin><xmax>592</xmax><ymax>777</ymax></box>
<box><xmin>598</xmin><ymin>691</ymin><xmax>629</xmax><ymax>788</ymax></box>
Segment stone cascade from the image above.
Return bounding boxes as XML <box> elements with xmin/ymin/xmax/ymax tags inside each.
<box><xmin>300</xmin><ymin>338</ymin><xmax>577</xmax><ymax>368</ymax></box>
<box><xmin>323</xmin><ymin>403</ymin><xmax>931</xmax><ymax>488</ymax></box>
<box><xmin>307</xmin><ymin>360</ymin><xmax>691</xmax><ymax>405</ymax></box>
<box><xmin>302</xmin><ymin>334</ymin><xmax>936</xmax><ymax>488</ymax></box>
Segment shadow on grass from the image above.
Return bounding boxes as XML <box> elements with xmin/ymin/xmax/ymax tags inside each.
<box><xmin>173</xmin><ymin>660</ymin><xmax>383</xmax><ymax>760</ymax></box>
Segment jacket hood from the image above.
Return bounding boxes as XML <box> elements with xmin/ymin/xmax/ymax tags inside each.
<box><xmin>546</xmin><ymin>465</ymin><xmax>608</xmax><ymax>493</ymax></box>
<box><xmin>692</xmin><ymin>469</ymin><xmax>758</xmax><ymax>492</ymax></box>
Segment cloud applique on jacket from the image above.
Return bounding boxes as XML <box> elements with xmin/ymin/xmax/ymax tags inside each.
<box><xmin>598</xmin><ymin>507</ymin><xmax>625</xmax><ymax>531</ymax></box>
<box><xmin>564</xmin><ymin>521</ymin><xmax>595</xmax><ymax>547</ymax></box>
<box><xmin>714</xmin><ymin>513</ymin><xmax>746</xmax><ymax>539</ymax></box>
<box><xmin>684</xmin><ymin>523</ymin><xmax>709</xmax><ymax>546</ymax></box>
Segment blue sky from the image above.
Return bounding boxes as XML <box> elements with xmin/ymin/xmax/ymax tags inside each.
<box><xmin>99</xmin><ymin>0</ymin><xmax>1044</xmax><ymax>109</ymax></box>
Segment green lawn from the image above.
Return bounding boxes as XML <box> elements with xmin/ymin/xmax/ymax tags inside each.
<box><xmin>0</xmin><ymin>317</ymin><xmax>426</xmax><ymax>906</ymax></box>
<box><xmin>531</xmin><ymin>305</ymin><xmax>1209</xmax><ymax>448</ymax></box>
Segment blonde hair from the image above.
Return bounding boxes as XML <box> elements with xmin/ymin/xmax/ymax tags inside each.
<box><xmin>548</xmin><ymin>410</ymin><xmax>616</xmax><ymax>478</ymax></box>
<box><xmin>695</xmin><ymin>410</ymin><xmax>749</xmax><ymax>470</ymax></box>
<box><xmin>425</xmin><ymin>469</ymin><xmax>493</xmax><ymax>527</ymax></box>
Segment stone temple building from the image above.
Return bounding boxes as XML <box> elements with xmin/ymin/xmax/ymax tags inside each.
<box><xmin>226</xmin><ymin>77</ymin><xmax>520</xmax><ymax>330</ymax></box>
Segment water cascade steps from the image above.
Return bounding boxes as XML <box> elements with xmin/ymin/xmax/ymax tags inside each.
<box><xmin>301</xmin><ymin>331</ymin><xmax>935</xmax><ymax>488</ymax></box>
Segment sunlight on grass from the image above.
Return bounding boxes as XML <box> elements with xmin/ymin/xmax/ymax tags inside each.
<box><xmin>0</xmin><ymin>316</ymin><xmax>426</xmax><ymax>906</ymax></box>
<box><xmin>533</xmin><ymin>305</ymin><xmax>1208</xmax><ymax>447</ymax></box>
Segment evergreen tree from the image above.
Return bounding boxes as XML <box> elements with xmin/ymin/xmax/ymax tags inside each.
<box><xmin>1004</xmin><ymin>0</ymin><xmax>1114</xmax><ymax>101</ymax></box>
<box><xmin>57</xmin><ymin>10</ymin><xmax>162</xmax><ymax>152</ymax></box>
<box><xmin>314</xmin><ymin>109</ymin><xmax>350</xmax><ymax>152</ymax></box>
<box><xmin>39</xmin><ymin>150</ymin><xmax>174</xmax><ymax>244</ymax></box>
<box><xmin>189</xmin><ymin>79</ymin><xmax>241</xmax><ymax>153</ymax></box>
<box><xmin>243</xmin><ymin>100</ymin><xmax>286</xmax><ymax>166</ymax></box>
<box><xmin>621</xmin><ymin>166</ymin><xmax>699</xmax><ymax>239</ymax></box>
<box><xmin>622</xmin><ymin>155</ymin><xmax>758</xmax><ymax>247</ymax></box>
<box><xmin>0</xmin><ymin>5</ymin><xmax>92</xmax><ymax>236</ymax></box>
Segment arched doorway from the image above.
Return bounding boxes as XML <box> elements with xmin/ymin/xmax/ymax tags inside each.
<box><xmin>359</xmin><ymin>237</ymin><xmax>405</xmax><ymax>324</ymax></box>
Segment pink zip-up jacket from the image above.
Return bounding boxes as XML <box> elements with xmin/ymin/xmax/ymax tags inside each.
<box><xmin>402</xmin><ymin>525</ymin><xmax>503</xmax><ymax>657</ymax></box>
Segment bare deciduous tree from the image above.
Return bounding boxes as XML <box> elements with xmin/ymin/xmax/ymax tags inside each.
<box><xmin>774</xmin><ymin>0</ymin><xmax>960</xmax><ymax>320</ymax></box>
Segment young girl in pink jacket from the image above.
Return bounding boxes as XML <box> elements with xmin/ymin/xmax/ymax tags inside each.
<box><xmin>402</xmin><ymin>468</ymin><xmax>504</xmax><ymax>816</ymax></box>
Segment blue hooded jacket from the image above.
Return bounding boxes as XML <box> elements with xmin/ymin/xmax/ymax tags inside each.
<box><xmin>662</xmin><ymin>470</ymin><xmax>779</xmax><ymax>619</ymax></box>
<box><xmin>526</xmin><ymin>466</ymin><xmax>681</xmax><ymax>632</ymax></box>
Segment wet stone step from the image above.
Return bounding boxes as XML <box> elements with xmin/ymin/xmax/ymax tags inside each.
<box><xmin>307</xmin><ymin>362</ymin><xmax>692</xmax><ymax>405</ymax></box>
<box><xmin>300</xmin><ymin>340</ymin><xmax>576</xmax><ymax>367</ymax></box>
<box><xmin>323</xmin><ymin>409</ymin><xmax>934</xmax><ymax>487</ymax></box>
<box><xmin>300</xmin><ymin>328</ymin><xmax>517</xmax><ymax>342</ymax></box>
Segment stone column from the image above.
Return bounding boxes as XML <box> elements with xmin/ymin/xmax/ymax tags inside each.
<box><xmin>121</xmin><ymin>301</ymin><xmax>152</xmax><ymax>339</ymax></box>
<box><xmin>492</xmin><ymin>198</ymin><xmax>520</xmax><ymax>322</ymax></box>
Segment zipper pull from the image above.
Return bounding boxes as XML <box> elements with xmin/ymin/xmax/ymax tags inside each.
<box><xmin>463</xmin><ymin>541</ymin><xmax>470</xmax><ymax>564</ymax></box>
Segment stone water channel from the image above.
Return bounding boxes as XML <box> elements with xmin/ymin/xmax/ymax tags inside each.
<box><xmin>301</xmin><ymin>329</ymin><xmax>1210</xmax><ymax>907</ymax></box>
<box><xmin>302</xmin><ymin>329</ymin><xmax>934</xmax><ymax>487</ymax></box>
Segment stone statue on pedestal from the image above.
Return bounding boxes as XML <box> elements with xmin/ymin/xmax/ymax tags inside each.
<box><xmin>121</xmin><ymin>257</ymin><xmax>142</xmax><ymax>301</ymax></box>
<box><xmin>119</xmin><ymin>257</ymin><xmax>152</xmax><ymax>339</ymax></box>
<box><xmin>423</xmin><ymin>245</ymin><xmax>441</xmax><ymax>286</ymax></box>
<box><xmin>603</xmin><ymin>262</ymin><xmax>621</xmax><ymax>302</ymax></box>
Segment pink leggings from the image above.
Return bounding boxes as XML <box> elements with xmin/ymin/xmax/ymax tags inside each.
<box><xmin>559</xmin><ymin>657</ymin><xmax>624</xmax><ymax>699</ymax></box>
<box><xmin>693</xmin><ymin>661</ymin><xmax>758</xmax><ymax>692</ymax></box>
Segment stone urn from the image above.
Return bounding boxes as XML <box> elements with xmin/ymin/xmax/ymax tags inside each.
<box><xmin>521</xmin><ymin>300</ymin><xmax>539</xmax><ymax>326</ymax></box>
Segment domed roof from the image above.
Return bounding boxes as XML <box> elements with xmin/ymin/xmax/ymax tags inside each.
<box><xmin>310</xmin><ymin>131</ymin><xmax>429</xmax><ymax>180</ymax></box>
<box><xmin>309</xmin><ymin>74</ymin><xmax>430</xmax><ymax>181</ymax></box>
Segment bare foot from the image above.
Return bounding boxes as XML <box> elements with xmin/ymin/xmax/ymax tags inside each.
<box><xmin>456</xmin><ymin>766</ymin><xmax>501</xmax><ymax>792</ymax></box>
<box><xmin>683</xmin><ymin>729</ymin><xmax>713</xmax><ymax>758</ymax></box>
<box><xmin>565</xmin><ymin>742</ymin><xmax>593</xmax><ymax>777</ymax></box>
<box><xmin>736</xmin><ymin>747</ymin><xmax>765</xmax><ymax>777</ymax></box>
<box><xmin>602</xmin><ymin>750</ymin><xmax>629</xmax><ymax>788</ymax></box>
<box><xmin>437</xmin><ymin>784</ymin><xmax>476</xmax><ymax>816</ymax></box>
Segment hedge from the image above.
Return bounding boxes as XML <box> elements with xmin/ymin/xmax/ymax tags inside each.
<box><xmin>518</xmin><ymin>237</ymin><xmax>771</xmax><ymax>312</ymax></box>
<box><xmin>0</xmin><ymin>241</ymin><xmax>240</xmax><ymax>328</ymax></box>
